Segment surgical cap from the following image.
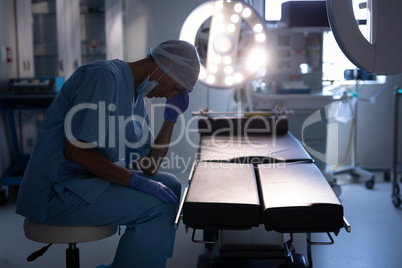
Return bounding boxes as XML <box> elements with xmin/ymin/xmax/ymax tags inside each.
<box><xmin>148</xmin><ymin>40</ymin><xmax>200</xmax><ymax>91</ymax></box>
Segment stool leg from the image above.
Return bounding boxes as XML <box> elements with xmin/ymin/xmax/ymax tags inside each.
<box><xmin>66</xmin><ymin>243</ymin><xmax>80</xmax><ymax>268</ymax></box>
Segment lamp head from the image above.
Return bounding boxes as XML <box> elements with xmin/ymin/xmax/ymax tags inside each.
<box><xmin>180</xmin><ymin>0</ymin><xmax>268</xmax><ymax>88</ymax></box>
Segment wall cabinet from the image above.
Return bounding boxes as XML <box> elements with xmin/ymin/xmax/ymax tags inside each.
<box><xmin>15</xmin><ymin>0</ymin><xmax>123</xmax><ymax>79</ymax></box>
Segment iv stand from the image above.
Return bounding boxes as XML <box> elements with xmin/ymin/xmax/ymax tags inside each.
<box><xmin>333</xmin><ymin>80</ymin><xmax>376</xmax><ymax>189</ymax></box>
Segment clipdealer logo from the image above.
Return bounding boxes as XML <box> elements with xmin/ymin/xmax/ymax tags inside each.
<box><xmin>63</xmin><ymin>100</ymin><xmax>337</xmax><ymax>172</ymax></box>
<box><xmin>300</xmin><ymin>102</ymin><xmax>342</xmax><ymax>168</ymax></box>
<box><xmin>64</xmin><ymin>101</ymin><xmax>284</xmax><ymax>151</ymax></box>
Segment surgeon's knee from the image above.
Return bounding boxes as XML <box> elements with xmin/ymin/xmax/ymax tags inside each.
<box><xmin>164</xmin><ymin>173</ymin><xmax>182</xmax><ymax>199</ymax></box>
<box><xmin>140</xmin><ymin>171</ymin><xmax>182</xmax><ymax>199</ymax></box>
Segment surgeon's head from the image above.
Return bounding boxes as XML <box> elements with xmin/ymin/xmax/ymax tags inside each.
<box><xmin>145</xmin><ymin>40</ymin><xmax>200</xmax><ymax>100</ymax></box>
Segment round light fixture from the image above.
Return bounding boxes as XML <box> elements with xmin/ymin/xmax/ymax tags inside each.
<box><xmin>180</xmin><ymin>0</ymin><xmax>268</xmax><ymax>88</ymax></box>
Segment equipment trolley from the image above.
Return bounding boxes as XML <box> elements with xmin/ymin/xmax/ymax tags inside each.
<box><xmin>392</xmin><ymin>88</ymin><xmax>402</xmax><ymax>207</ymax></box>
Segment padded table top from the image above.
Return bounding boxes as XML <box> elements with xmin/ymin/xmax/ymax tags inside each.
<box><xmin>198</xmin><ymin>133</ymin><xmax>312</xmax><ymax>163</ymax></box>
<box><xmin>183</xmin><ymin>162</ymin><xmax>260</xmax><ymax>229</ymax></box>
<box><xmin>259</xmin><ymin>163</ymin><xmax>344</xmax><ymax>232</ymax></box>
<box><xmin>183</xmin><ymin>132</ymin><xmax>344</xmax><ymax>233</ymax></box>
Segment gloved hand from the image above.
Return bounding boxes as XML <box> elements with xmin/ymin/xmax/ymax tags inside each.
<box><xmin>129</xmin><ymin>172</ymin><xmax>178</xmax><ymax>204</ymax></box>
<box><xmin>163</xmin><ymin>89</ymin><xmax>189</xmax><ymax>123</ymax></box>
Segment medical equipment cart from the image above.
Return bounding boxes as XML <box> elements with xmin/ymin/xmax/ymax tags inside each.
<box><xmin>392</xmin><ymin>87</ymin><xmax>402</xmax><ymax>207</ymax></box>
<box><xmin>0</xmin><ymin>93</ymin><xmax>55</xmax><ymax>205</ymax></box>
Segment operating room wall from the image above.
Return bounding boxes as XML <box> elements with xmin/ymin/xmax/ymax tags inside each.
<box><xmin>0</xmin><ymin>0</ymin><xmax>18</xmax><ymax>178</ymax></box>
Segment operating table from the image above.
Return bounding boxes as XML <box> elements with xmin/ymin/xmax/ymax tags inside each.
<box><xmin>175</xmin><ymin>112</ymin><xmax>350</xmax><ymax>268</ymax></box>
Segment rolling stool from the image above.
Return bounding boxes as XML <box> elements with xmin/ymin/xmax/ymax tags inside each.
<box><xmin>24</xmin><ymin>218</ymin><xmax>117</xmax><ymax>268</ymax></box>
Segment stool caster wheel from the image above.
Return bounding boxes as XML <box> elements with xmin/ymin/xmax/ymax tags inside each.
<box><xmin>365</xmin><ymin>178</ymin><xmax>375</xmax><ymax>189</ymax></box>
<box><xmin>393</xmin><ymin>196</ymin><xmax>401</xmax><ymax>207</ymax></box>
<box><xmin>392</xmin><ymin>185</ymin><xmax>401</xmax><ymax>207</ymax></box>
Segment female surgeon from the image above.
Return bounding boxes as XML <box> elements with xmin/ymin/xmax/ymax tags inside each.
<box><xmin>16</xmin><ymin>40</ymin><xmax>201</xmax><ymax>268</ymax></box>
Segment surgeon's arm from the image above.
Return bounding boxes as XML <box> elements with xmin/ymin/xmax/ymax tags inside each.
<box><xmin>65</xmin><ymin>138</ymin><xmax>178</xmax><ymax>203</ymax></box>
<box><xmin>138</xmin><ymin>118</ymin><xmax>174</xmax><ymax>176</ymax></box>
<box><xmin>64</xmin><ymin>139</ymin><xmax>132</xmax><ymax>186</ymax></box>
<box><xmin>139</xmin><ymin>90</ymin><xmax>189</xmax><ymax>175</ymax></box>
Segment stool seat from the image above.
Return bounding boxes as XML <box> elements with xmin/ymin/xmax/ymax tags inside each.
<box><xmin>24</xmin><ymin>218</ymin><xmax>117</xmax><ymax>244</ymax></box>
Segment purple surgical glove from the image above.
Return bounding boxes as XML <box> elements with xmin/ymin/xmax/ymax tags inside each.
<box><xmin>163</xmin><ymin>89</ymin><xmax>189</xmax><ymax>123</ymax></box>
<box><xmin>129</xmin><ymin>172</ymin><xmax>178</xmax><ymax>204</ymax></box>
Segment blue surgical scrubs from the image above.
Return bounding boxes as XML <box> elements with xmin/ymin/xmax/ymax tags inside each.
<box><xmin>16</xmin><ymin>59</ymin><xmax>181</xmax><ymax>268</ymax></box>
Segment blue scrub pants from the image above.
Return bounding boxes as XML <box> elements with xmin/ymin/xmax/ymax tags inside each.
<box><xmin>44</xmin><ymin>171</ymin><xmax>181</xmax><ymax>268</ymax></box>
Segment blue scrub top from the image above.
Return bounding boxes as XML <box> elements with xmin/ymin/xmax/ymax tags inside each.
<box><xmin>16</xmin><ymin>59</ymin><xmax>151</xmax><ymax>222</ymax></box>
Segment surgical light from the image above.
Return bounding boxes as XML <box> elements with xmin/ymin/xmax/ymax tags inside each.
<box><xmin>242</xmin><ymin>8</ymin><xmax>251</xmax><ymax>18</ymax></box>
<box><xmin>247</xmin><ymin>49</ymin><xmax>267</xmax><ymax>72</ymax></box>
<box><xmin>227</xmin><ymin>24</ymin><xmax>236</xmax><ymax>33</ymax></box>
<box><xmin>216</xmin><ymin>23</ymin><xmax>225</xmax><ymax>32</ymax></box>
<box><xmin>223</xmin><ymin>56</ymin><xmax>232</xmax><ymax>65</ymax></box>
<box><xmin>253</xmin><ymin>23</ymin><xmax>263</xmax><ymax>32</ymax></box>
<box><xmin>213</xmin><ymin>55</ymin><xmax>222</xmax><ymax>64</ymax></box>
<box><xmin>224</xmin><ymin>66</ymin><xmax>233</xmax><ymax>74</ymax></box>
<box><xmin>225</xmin><ymin>76</ymin><xmax>234</xmax><ymax>85</ymax></box>
<box><xmin>234</xmin><ymin>73</ymin><xmax>243</xmax><ymax>82</ymax></box>
<box><xmin>256</xmin><ymin>33</ymin><xmax>266</xmax><ymax>42</ymax></box>
<box><xmin>231</xmin><ymin>14</ymin><xmax>240</xmax><ymax>23</ymax></box>
<box><xmin>210</xmin><ymin>64</ymin><xmax>219</xmax><ymax>73</ymax></box>
<box><xmin>234</xmin><ymin>3</ymin><xmax>243</xmax><ymax>13</ymax></box>
<box><xmin>215</xmin><ymin>1</ymin><xmax>224</xmax><ymax>10</ymax></box>
<box><xmin>214</xmin><ymin>34</ymin><xmax>235</xmax><ymax>55</ymax></box>
<box><xmin>206</xmin><ymin>4</ymin><xmax>215</xmax><ymax>14</ymax></box>
<box><xmin>207</xmin><ymin>75</ymin><xmax>216</xmax><ymax>84</ymax></box>
<box><xmin>216</xmin><ymin>13</ymin><xmax>224</xmax><ymax>21</ymax></box>
<box><xmin>180</xmin><ymin>0</ymin><xmax>268</xmax><ymax>88</ymax></box>
<box><xmin>200</xmin><ymin>70</ymin><xmax>207</xmax><ymax>79</ymax></box>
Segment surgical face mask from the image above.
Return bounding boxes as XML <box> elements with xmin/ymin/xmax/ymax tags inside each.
<box><xmin>136</xmin><ymin>67</ymin><xmax>165</xmax><ymax>98</ymax></box>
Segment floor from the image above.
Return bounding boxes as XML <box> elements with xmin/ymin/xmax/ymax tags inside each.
<box><xmin>1</xmin><ymin>173</ymin><xmax>402</xmax><ymax>268</ymax></box>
